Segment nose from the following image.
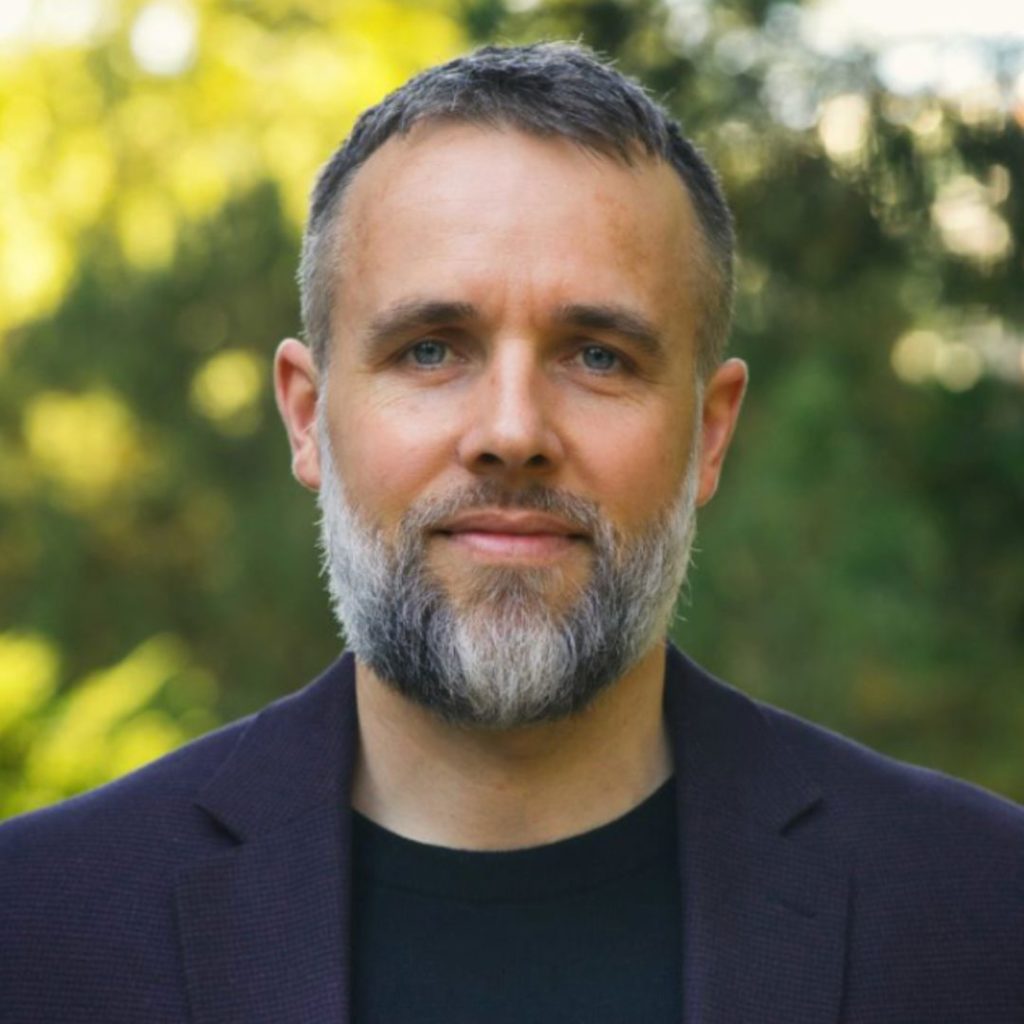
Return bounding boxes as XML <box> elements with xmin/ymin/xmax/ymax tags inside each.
<box><xmin>456</xmin><ymin>343</ymin><xmax>564</xmax><ymax>479</ymax></box>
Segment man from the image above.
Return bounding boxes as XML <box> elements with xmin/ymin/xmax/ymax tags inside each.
<box><xmin>2</xmin><ymin>42</ymin><xmax>1022</xmax><ymax>1024</ymax></box>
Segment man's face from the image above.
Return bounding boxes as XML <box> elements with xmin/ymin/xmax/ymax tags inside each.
<box><xmin>277</xmin><ymin>122</ymin><xmax>746</xmax><ymax>725</ymax></box>
<box><xmin>328</xmin><ymin>123</ymin><xmax>703</xmax><ymax>593</ymax></box>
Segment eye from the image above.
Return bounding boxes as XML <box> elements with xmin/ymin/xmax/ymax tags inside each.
<box><xmin>407</xmin><ymin>339</ymin><xmax>450</xmax><ymax>367</ymax></box>
<box><xmin>579</xmin><ymin>345</ymin><xmax>620</xmax><ymax>372</ymax></box>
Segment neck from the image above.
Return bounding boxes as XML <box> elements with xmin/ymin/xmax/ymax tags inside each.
<box><xmin>351</xmin><ymin>642</ymin><xmax>672</xmax><ymax>850</ymax></box>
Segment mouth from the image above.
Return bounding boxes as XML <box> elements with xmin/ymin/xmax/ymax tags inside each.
<box><xmin>432</xmin><ymin>510</ymin><xmax>589</xmax><ymax>564</ymax></box>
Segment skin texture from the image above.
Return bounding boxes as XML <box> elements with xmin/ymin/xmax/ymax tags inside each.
<box><xmin>275</xmin><ymin>122</ymin><xmax>747</xmax><ymax>848</ymax></box>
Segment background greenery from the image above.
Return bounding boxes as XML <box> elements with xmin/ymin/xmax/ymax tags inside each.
<box><xmin>2</xmin><ymin>0</ymin><xmax>1021</xmax><ymax>816</ymax></box>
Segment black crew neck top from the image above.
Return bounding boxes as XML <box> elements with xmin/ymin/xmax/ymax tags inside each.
<box><xmin>350</xmin><ymin>778</ymin><xmax>681</xmax><ymax>1024</ymax></box>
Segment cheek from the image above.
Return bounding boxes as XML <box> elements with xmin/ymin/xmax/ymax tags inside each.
<box><xmin>333</xmin><ymin>387</ymin><xmax>459</xmax><ymax>516</ymax></box>
<box><xmin>576</xmin><ymin>409</ymin><xmax>693</xmax><ymax>522</ymax></box>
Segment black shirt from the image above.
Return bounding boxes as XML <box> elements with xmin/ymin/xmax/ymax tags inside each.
<box><xmin>351</xmin><ymin>778</ymin><xmax>681</xmax><ymax>1023</ymax></box>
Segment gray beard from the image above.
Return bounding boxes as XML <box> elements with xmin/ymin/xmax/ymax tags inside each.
<box><xmin>315</xmin><ymin>408</ymin><xmax>700</xmax><ymax>729</ymax></box>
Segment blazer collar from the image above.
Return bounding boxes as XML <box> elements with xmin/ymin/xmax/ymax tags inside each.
<box><xmin>177</xmin><ymin>655</ymin><xmax>359</xmax><ymax>1024</ymax></box>
<box><xmin>177</xmin><ymin>647</ymin><xmax>848</xmax><ymax>1024</ymax></box>
<box><xmin>665</xmin><ymin>645</ymin><xmax>849</xmax><ymax>1023</ymax></box>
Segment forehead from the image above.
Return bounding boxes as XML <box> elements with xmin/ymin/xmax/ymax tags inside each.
<box><xmin>331</xmin><ymin>122</ymin><xmax>702</xmax><ymax>342</ymax></box>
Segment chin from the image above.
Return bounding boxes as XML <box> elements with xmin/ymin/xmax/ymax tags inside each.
<box><xmin>439</xmin><ymin>561</ymin><xmax>588</xmax><ymax>617</ymax></box>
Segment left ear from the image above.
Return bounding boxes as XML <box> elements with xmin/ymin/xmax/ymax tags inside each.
<box><xmin>273</xmin><ymin>338</ymin><xmax>322</xmax><ymax>492</ymax></box>
<box><xmin>695</xmin><ymin>357</ymin><xmax>748</xmax><ymax>507</ymax></box>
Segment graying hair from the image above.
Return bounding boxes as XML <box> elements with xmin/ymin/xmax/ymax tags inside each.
<box><xmin>299</xmin><ymin>41</ymin><xmax>735</xmax><ymax>381</ymax></box>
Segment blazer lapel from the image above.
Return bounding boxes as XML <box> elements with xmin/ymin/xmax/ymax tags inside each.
<box><xmin>174</xmin><ymin>646</ymin><xmax>849</xmax><ymax>1024</ymax></box>
<box><xmin>665</xmin><ymin>647</ymin><xmax>849</xmax><ymax>1024</ymax></box>
<box><xmin>176</xmin><ymin>655</ymin><xmax>358</xmax><ymax>1024</ymax></box>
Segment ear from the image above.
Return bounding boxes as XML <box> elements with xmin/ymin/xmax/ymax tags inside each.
<box><xmin>695</xmin><ymin>357</ymin><xmax>748</xmax><ymax>508</ymax></box>
<box><xmin>273</xmin><ymin>338</ymin><xmax>322</xmax><ymax>491</ymax></box>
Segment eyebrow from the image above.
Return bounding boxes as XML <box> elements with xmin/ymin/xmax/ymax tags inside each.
<box><xmin>361</xmin><ymin>297</ymin><xmax>665</xmax><ymax>359</ymax></box>
<box><xmin>553</xmin><ymin>303</ymin><xmax>665</xmax><ymax>358</ymax></box>
<box><xmin>364</xmin><ymin>299</ymin><xmax>477</xmax><ymax>352</ymax></box>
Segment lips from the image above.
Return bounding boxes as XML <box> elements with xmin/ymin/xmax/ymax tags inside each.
<box><xmin>435</xmin><ymin>510</ymin><xmax>587</xmax><ymax>538</ymax></box>
<box><xmin>433</xmin><ymin>509</ymin><xmax>588</xmax><ymax>561</ymax></box>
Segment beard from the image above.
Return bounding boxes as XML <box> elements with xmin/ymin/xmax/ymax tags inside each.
<box><xmin>315</xmin><ymin>408</ymin><xmax>700</xmax><ymax>729</ymax></box>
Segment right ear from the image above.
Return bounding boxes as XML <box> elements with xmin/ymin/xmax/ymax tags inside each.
<box><xmin>273</xmin><ymin>338</ymin><xmax>322</xmax><ymax>491</ymax></box>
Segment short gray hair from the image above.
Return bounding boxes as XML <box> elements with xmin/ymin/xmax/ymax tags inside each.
<box><xmin>299</xmin><ymin>41</ymin><xmax>735</xmax><ymax>380</ymax></box>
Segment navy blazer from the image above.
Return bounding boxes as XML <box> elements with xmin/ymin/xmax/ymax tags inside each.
<box><xmin>2</xmin><ymin>646</ymin><xmax>1023</xmax><ymax>1022</ymax></box>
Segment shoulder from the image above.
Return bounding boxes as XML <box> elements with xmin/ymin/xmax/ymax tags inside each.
<box><xmin>760</xmin><ymin>696</ymin><xmax>1024</xmax><ymax>851</ymax></box>
<box><xmin>751</xmin><ymin>696</ymin><xmax>1024</xmax><ymax>1013</ymax></box>
<box><xmin>0</xmin><ymin>714</ymin><xmax>253</xmax><ymax>943</ymax></box>
<box><xmin>0</xmin><ymin>656</ymin><xmax>355</xmax><ymax>1020</ymax></box>
<box><xmin>755</xmin><ymin>690</ymin><xmax>1024</xmax><ymax>968</ymax></box>
<box><xmin>0</xmin><ymin>712</ymin><xmax>248</xmax><ymax>859</ymax></box>
<box><xmin>670</xmin><ymin>646</ymin><xmax>1024</xmax><ymax>920</ymax></box>
<box><xmin>672</xmin><ymin>646</ymin><xmax>1024</xmax><ymax>848</ymax></box>
<box><xmin>0</xmin><ymin>652</ymin><xmax>353</xmax><ymax>862</ymax></box>
<box><xmin>1</xmin><ymin>651</ymin><xmax>355</xmax><ymax>887</ymax></box>
<box><xmin>0</xmin><ymin>716</ymin><xmax>251</xmax><ymax>1022</ymax></box>
<box><xmin>672</xmin><ymin>649</ymin><xmax>1024</xmax><ymax>1011</ymax></box>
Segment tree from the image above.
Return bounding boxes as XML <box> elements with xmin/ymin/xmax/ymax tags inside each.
<box><xmin>2</xmin><ymin>0</ymin><xmax>1022</xmax><ymax>814</ymax></box>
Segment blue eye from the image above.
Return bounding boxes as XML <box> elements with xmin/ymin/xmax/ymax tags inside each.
<box><xmin>580</xmin><ymin>345</ymin><xmax>618</xmax><ymax>372</ymax></box>
<box><xmin>409</xmin><ymin>340</ymin><xmax>448</xmax><ymax>366</ymax></box>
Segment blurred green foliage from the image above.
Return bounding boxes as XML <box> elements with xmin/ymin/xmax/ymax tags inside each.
<box><xmin>2</xmin><ymin>0</ymin><xmax>1022</xmax><ymax>815</ymax></box>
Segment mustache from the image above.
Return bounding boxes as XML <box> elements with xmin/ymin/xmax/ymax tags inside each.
<box><xmin>399</xmin><ymin>482</ymin><xmax>605</xmax><ymax>538</ymax></box>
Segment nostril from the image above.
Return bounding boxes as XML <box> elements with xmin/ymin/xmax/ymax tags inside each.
<box><xmin>478</xmin><ymin>452</ymin><xmax>502</xmax><ymax>466</ymax></box>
